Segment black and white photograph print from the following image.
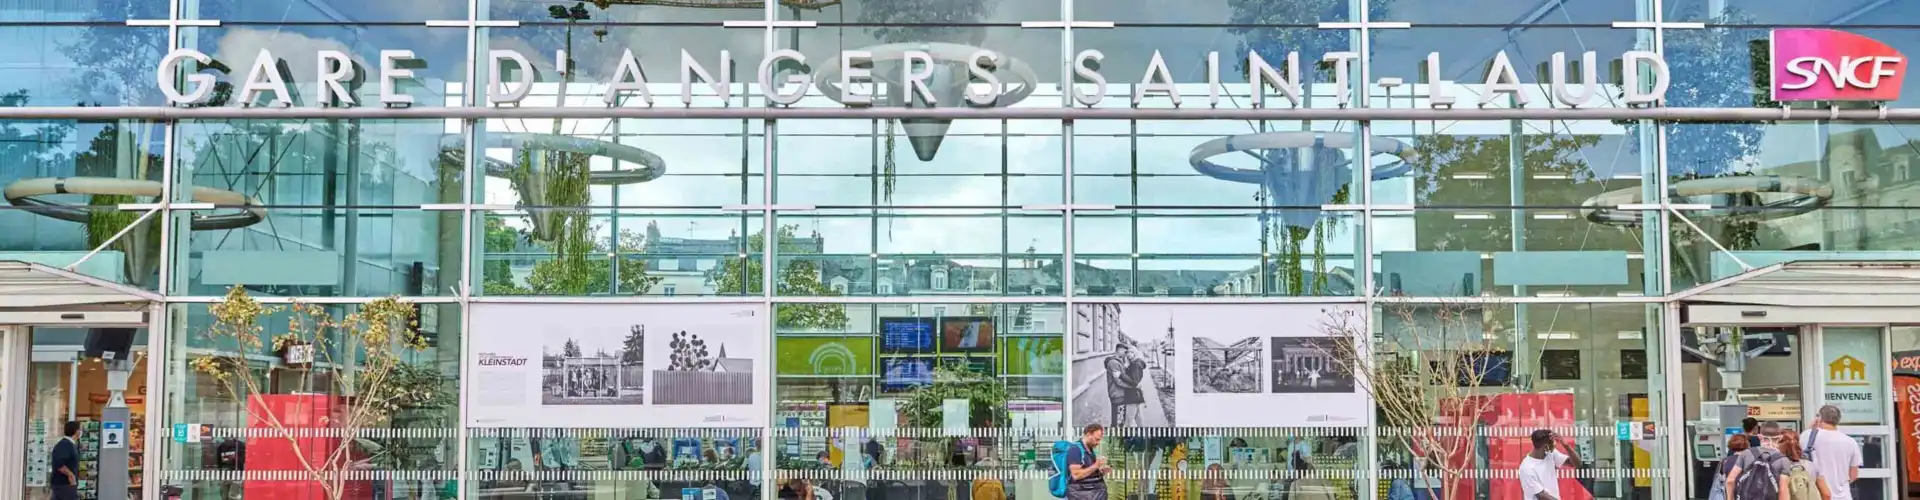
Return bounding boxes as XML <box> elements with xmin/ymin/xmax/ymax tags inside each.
<box><xmin>1269</xmin><ymin>337</ymin><xmax>1355</xmax><ymax>394</ymax></box>
<box><xmin>651</xmin><ymin>329</ymin><xmax>755</xmax><ymax>405</ymax></box>
<box><xmin>467</xmin><ymin>303</ymin><xmax>769</xmax><ymax>429</ymax></box>
<box><xmin>1191</xmin><ymin>336</ymin><xmax>1263</xmax><ymax>393</ymax></box>
<box><xmin>1069</xmin><ymin>304</ymin><xmax>1177</xmax><ymax>429</ymax></box>
<box><xmin>541</xmin><ymin>324</ymin><xmax>647</xmax><ymax>405</ymax></box>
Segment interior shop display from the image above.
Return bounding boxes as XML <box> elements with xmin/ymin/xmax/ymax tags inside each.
<box><xmin>467</xmin><ymin>303</ymin><xmax>768</xmax><ymax>428</ymax></box>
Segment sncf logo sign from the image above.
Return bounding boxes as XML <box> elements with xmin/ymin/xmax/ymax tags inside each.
<box><xmin>1772</xmin><ymin>29</ymin><xmax>1907</xmax><ymax>102</ymax></box>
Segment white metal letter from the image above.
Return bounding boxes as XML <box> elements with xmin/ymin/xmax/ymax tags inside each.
<box><xmin>379</xmin><ymin>50</ymin><xmax>417</xmax><ymax>106</ymax></box>
<box><xmin>840</xmin><ymin>50</ymin><xmax>873</xmax><ymax>105</ymax></box>
<box><xmin>965</xmin><ymin>50</ymin><xmax>1003</xmax><ymax>106</ymax></box>
<box><xmin>239</xmin><ymin>50</ymin><xmax>294</xmax><ymax>107</ymax></box>
<box><xmin>1323</xmin><ymin>51</ymin><xmax>1358</xmax><ymax>105</ymax></box>
<box><xmin>1248</xmin><ymin>51</ymin><xmax>1303</xmax><ymax>108</ymax></box>
<box><xmin>1206</xmin><ymin>51</ymin><xmax>1223</xmax><ymax>107</ymax></box>
<box><xmin>1132</xmin><ymin>50</ymin><xmax>1179</xmax><ymax>106</ymax></box>
<box><xmin>1070</xmin><ymin>50</ymin><xmax>1106</xmax><ymax>107</ymax></box>
<box><xmin>489</xmin><ymin>49</ymin><xmax>535</xmax><ymax>105</ymax></box>
<box><xmin>1622</xmin><ymin>51</ymin><xmax>1670</xmax><ymax>105</ymax></box>
<box><xmin>902</xmin><ymin>50</ymin><xmax>936</xmax><ymax>105</ymax></box>
<box><xmin>1424</xmin><ymin>53</ymin><xmax>1456</xmax><ymax>107</ymax></box>
<box><xmin>680</xmin><ymin>49</ymin><xmax>733</xmax><ymax>105</ymax></box>
<box><xmin>317</xmin><ymin>50</ymin><xmax>356</xmax><ymax>107</ymax></box>
<box><xmin>157</xmin><ymin>49</ymin><xmax>215</xmax><ymax>105</ymax></box>
<box><xmin>1549</xmin><ymin>51</ymin><xmax>1597</xmax><ymax>107</ymax></box>
<box><xmin>758</xmin><ymin>49</ymin><xmax>810</xmax><ymax>106</ymax></box>
<box><xmin>604</xmin><ymin>48</ymin><xmax>654</xmax><ymax>106</ymax></box>
<box><xmin>1479</xmin><ymin>51</ymin><xmax>1529</xmax><ymax>106</ymax></box>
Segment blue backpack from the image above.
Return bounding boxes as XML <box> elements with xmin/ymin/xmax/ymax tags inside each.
<box><xmin>1048</xmin><ymin>440</ymin><xmax>1087</xmax><ymax>498</ymax></box>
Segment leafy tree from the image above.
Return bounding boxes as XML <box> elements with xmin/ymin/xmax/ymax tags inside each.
<box><xmin>667</xmin><ymin>331</ymin><xmax>713</xmax><ymax>371</ymax></box>
<box><xmin>710</xmin><ymin>224</ymin><xmax>850</xmax><ymax>330</ymax></box>
<box><xmin>482</xmin><ymin>216</ymin><xmax>663</xmax><ymax>296</ymax></box>
<box><xmin>622</xmin><ymin>325</ymin><xmax>645</xmax><ymax>366</ymax></box>
<box><xmin>563</xmin><ymin>338</ymin><xmax>583</xmax><ymax>358</ymax></box>
<box><xmin>1407</xmin><ymin>133</ymin><xmax>1617</xmax><ymax>254</ymax></box>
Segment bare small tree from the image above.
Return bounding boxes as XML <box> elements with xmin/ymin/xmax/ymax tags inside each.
<box><xmin>1318</xmin><ymin>300</ymin><xmax>1524</xmax><ymax>500</ymax></box>
<box><xmin>190</xmin><ymin>286</ymin><xmax>430</xmax><ymax>500</ymax></box>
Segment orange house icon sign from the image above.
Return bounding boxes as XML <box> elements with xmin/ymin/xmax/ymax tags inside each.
<box><xmin>1828</xmin><ymin>355</ymin><xmax>1868</xmax><ymax>386</ymax></box>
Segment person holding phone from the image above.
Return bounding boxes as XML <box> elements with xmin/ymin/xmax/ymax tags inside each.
<box><xmin>1066</xmin><ymin>424</ymin><xmax>1113</xmax><ymax>500</ymax></box>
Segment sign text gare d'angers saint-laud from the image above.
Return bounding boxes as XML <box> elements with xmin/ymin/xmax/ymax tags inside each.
<box><xmin>150</xmin><ymin>28</ymin><xmax>1905</xmax><ymax>109</ymax></box>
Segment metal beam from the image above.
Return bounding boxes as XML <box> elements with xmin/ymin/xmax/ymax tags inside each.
<box><xmin>2</xmin><ymin>105</ymin><xmax>1912</xmax><ymax>120</ymax></box>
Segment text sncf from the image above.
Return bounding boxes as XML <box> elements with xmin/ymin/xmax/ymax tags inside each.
<box><xmin>1781</xmin><ymin>56</ymin><xmax>1906</xmax><ymax>90</ymax></box>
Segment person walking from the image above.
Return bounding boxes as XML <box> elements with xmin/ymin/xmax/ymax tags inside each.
<box><xmin>49</xmin><ymin>421</ymin><xmax>80</xmax><ymax>500</ymax></box>
<box><xmin>1104</xmin><ymin>342</ymin><xmax>1146</xmax><ymax>427</ymax></box>
<box><xmin>1518</xmin><ymin>430</ymin><xmax>1580</xmax><ymax>500</ymax></box>
<box><xmin>1065</xmin><ymin>424</ymin><xmax>1112</xmax><ymax>500</ymax></box>
<box><xmin>1777</xmin><ymin>429</ymin><xmax>1832</xmax><ymax>500</ymax></box>
<box><xmin>1709</xmin><ymin>435</ymin><xmax>1752</xmax><ymax>500</ymax></box>
<box><xmin>1806</xmin><ymin>405</ymin><xmax>1863</xmax><ymax>500</ymax></box>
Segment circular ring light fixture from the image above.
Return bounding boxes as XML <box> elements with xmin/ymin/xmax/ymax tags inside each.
<box><xmin>3</xmin><ymin>177</ymin><xmax>266</xmax><ymax>230</ymax></box>
<box><xmin>441</xmin><ymin>132</ymin><xmax>668</xmax><ymax>184</ymax></box>
<box><xmin>1581</xmin><ymin>175</ymin><xmax>1833</xmax><ymax>226</ymax></box>
<box><xmin>1187</xmin><ymin>132</ymin><xmax>1419</xmax><ymax>184</ymax></box>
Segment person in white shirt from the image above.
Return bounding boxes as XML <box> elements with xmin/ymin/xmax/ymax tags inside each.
<box><xmin>1807</xmin><ymin>405</ymin><xmax>1863</xmax><ymax>500</ymax></box>
<box><xmin>1519</xmin><ymin>429</ymin><xmax>1582</xmax><ymax>500</ymax></box>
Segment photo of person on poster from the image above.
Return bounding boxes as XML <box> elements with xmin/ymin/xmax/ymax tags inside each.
<box><xmin>1105</xmin><ymin>340</ymin><xmax>1148</xmax><ymax>427</ymax></box>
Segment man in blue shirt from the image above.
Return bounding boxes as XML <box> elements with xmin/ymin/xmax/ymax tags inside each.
<box><xmin>49</xmin><ymin>421</ymin><xmax>80</xmax><ymax>500</ymax></box>
<box><xmin>1065</xmin><ymin>424</ymin><xmax>1111</xmax><ymax>500</ymax></box>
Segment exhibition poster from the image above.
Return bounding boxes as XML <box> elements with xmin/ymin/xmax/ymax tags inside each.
<box><xmin>466</xmin><ymin>303</ymin><xmax>768</xmax><ymax>428</ymax></box>
<box><xmin>1069</xmin><ymin>303</ymin><xmax>1370</xmax><ymax>429</ymax></box>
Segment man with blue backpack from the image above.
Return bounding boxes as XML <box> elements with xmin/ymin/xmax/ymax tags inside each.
<box><xmin>1051</xmin><ymin>424</ymin><xmax>1112</xmax><ymax>500</ymax></box>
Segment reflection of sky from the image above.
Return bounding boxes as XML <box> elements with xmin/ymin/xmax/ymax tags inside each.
<box><xmin>9</xmin><ymin>0</ymin><xmax>1919</xmax><ymax>269</ymax></box>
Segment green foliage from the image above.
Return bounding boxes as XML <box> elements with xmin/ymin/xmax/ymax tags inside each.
<box><xmin>1407</xmin><ymin>134</ymin><xmax>1613</xmax><ymax>251</ymax></box>
<box><xmin>898</xmin><ymin>366</ymin><xmax>1009</xmax><ymax>430</ymax></box>
<box><xmin>482</xmin><ymin>217</ymin><xmax>662</xmax><ymax>296</ymax></box>
<box><xmin>711</xmin><ymin>224</ymin><xmax>850</xmax><ymax>330</ymax></box>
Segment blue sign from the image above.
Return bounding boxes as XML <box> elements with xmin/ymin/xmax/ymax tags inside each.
<box><xmin>101</xmin><ymin>421</ymin><xmax>126</xmax><ymax>449</ymax></box>
<box><xmin>1616</xmin><ymin>422</ymin><xmax>1634</xmax><ymax>441</ymax></box>
<box><xmin>172</xmin><ymin>424</ymin><xmax>188</xmax><ymax>443</ymax></box>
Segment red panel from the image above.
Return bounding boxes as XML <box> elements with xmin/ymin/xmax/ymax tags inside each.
<box><xmin>242</xmin><ymin>395</ymin><xmax>381</xmax><ymax>500</ymax></box>
<box><xmin>1436</xmin><ymin>393</ymin><xmax>1590</xmax><ymax>500</ymax></box>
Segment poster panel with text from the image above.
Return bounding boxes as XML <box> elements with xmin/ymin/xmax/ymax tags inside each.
<box><xmin>466</xmin><ymin>303</ymin><xmax>768</xmax><ymax>428</ymax></box>
<box><xmin>1821</xmin><ymin>327</ymin><xmax>1885</xmax><ymax>424</ymax></box>
<box><xmin>1069</xmin><ymin>303</ymin><xmax>1368</xmax><ymax>429</ymax></box>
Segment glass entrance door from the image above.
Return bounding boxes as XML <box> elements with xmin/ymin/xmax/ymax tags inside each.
<box><xmin>20</xmin><ymin>327</ymin><xmax>150</xmax><ymax>500</ymax></box>
<box><xmin>1811</xmin><ymin>325</ymin><xmax>1898</xmax><ymax>500</ymax></box>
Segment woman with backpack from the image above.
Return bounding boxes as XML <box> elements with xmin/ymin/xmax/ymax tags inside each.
<box><xmin>1776</xmin><ymin>430</ymin><xmax>1832</xmax><ymax>500</ymax></box>
<box><xmin>1710</xmin><ymin>435</ymin><xmax>1752</xmax><ymax>500</ymax></box>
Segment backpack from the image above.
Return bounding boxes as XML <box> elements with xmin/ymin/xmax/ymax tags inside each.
<box><xmin>1783</xmin><ymin>460</ymin><xmax>1820</xmax><ymax>500</ymax></box>
<box><xmin>1734</xmin><ymin>450</ymin><xmax>1783</xmax><ymax>500</ymax></box>
<box><xmin>1048</xmin><ymin>440</ymin><xmax>1087</xmax><ymax>498</ymax></box>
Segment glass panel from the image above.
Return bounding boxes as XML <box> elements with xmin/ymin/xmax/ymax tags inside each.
<box><xmin>776</xmin><ymin>120</ymin><xmax>1062</xmax><ymax>208</ymax></box>
<box><xmin>473</xmin><ymin>118</ymin><xmax>763</xmax><ymax>208</ymax></box>
<box><xmin>1381</xmin><ymin>0</ymin><xmax>1644</xmax><ymax>24</ymax></box>
<box><xmin>183</xmin><ymin>0</ymin><xmax>463</xmax><ymax>22</ymax></box>
<box><xmin>479</xmin><ymin>209</ymin><xmax>758</xmax><ymax>296</ymax></box>
<box><xmin>772</xmin><ymin>303</ymin><xmax>1065</xmax><ymax>489</ymax></box>
<box><xmin>173</xmin><ymin>208</ymin><xmax>462</xmax><ymax>297</ymax></box>
<box><xmin>0</xmin><ymin>26</ymin><xmax>169</xmax><ymax>106</ymax></box>
<box><xmin>1664</xmin><ymin>0</ymin><xmax>1917</xmax><ymax>26</ymax></box>
<box><xmin>159</xmin><ymin>302</ymin><xmax>464</xmax><ymax>499</ymax></box>
<box><xmin>488</xmin><ymin>0</ymin><xmax>761</xmax><ymax>22</ymax></box>
<box><xmin>773</xmin><ymin>211</ymin><xmax>1063</xmax><ymax>297</ymax></box>
<box><xmin>1666</xmin><ymin>121</ymin><xmax>1920</xmax><ymax>288</ymax></box>
<box><xmin>789</xmin><ymin>0</ymin><xmax>1060</xmax><ymax>24</ymax></box>
<box><xmin>1378</xmin><ymin>302</ymin><xmax>1669</xmax><ymax>500</ymax></box>
<box><xmin>0</xmin><ymin>119</ymin><xmax>167</xmax><ymax>289</ymax></box>
<box><xmin>1076</xmin><ymin>210</ymin><xmax>1361</xmax><ymax>297</ymax></box>
<box><xmin>1084</xmin><ymin>0</ymin><xmax>1350</xmax><ymax>25</ymax></box>
<box><xmin>174</xmin><ymin>119</ymin><xmax>463</xmax><ymax>206</ymax></box>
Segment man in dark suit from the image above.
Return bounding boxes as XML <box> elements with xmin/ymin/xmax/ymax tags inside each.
<box><xmin>50</xmin><ymin>421</ymin><xmax>80</xmax><ymax>500</ymax></box>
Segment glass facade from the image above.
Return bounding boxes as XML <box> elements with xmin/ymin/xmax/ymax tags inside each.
<box><xmin>6</xmin><ymin>0</ymin><xmax>1920</xmax><ymax>499</ymax></box>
